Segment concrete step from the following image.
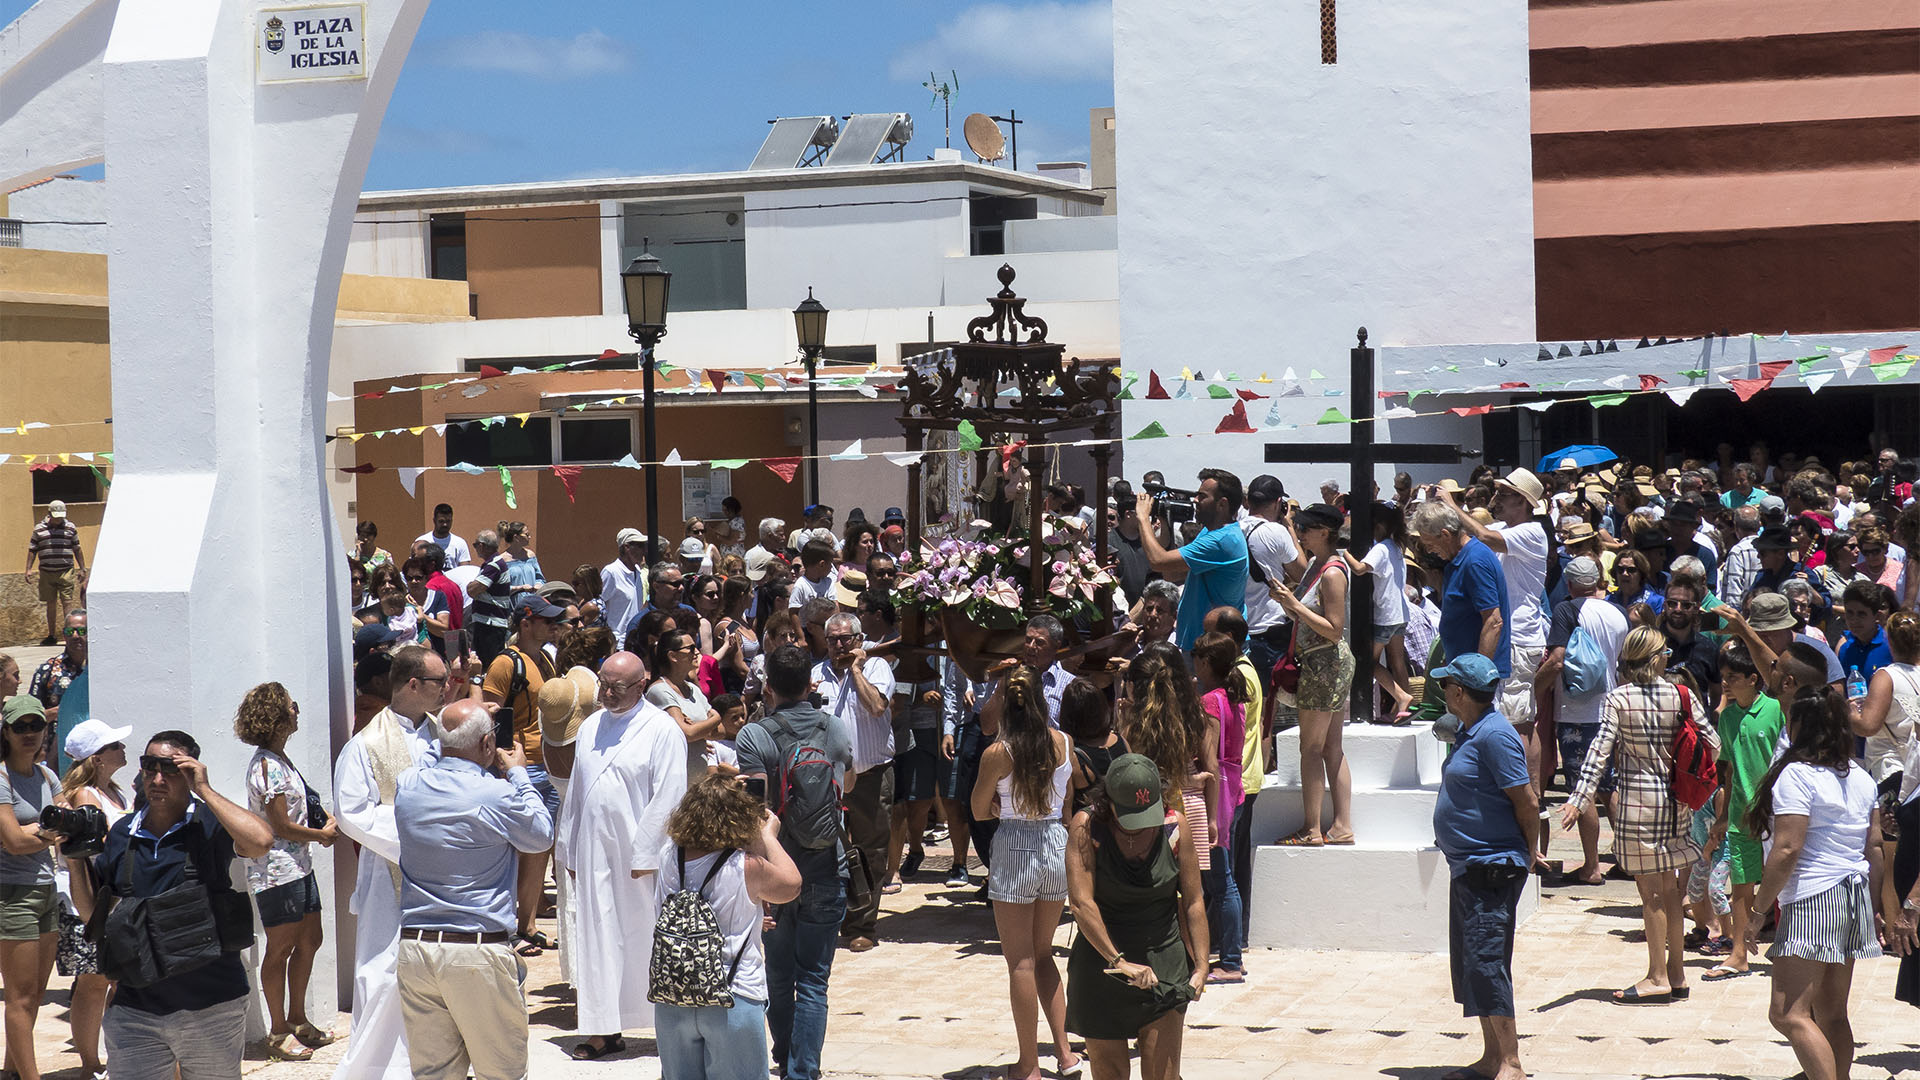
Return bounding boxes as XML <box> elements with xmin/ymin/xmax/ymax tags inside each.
<box><xmin>1248</xmin><ymin>783</ymin><xmax>1440</xmax><ymax>848</ymax></box>
<box><xmin>1247</xmin><ymin>843</ymin><xmax>1540</xmax><ymax>953</ymax></box>
<box><xmin>1266</xmin><ymin>720</ymin><xmax>1443</xmax><ymax>790</ymax></box>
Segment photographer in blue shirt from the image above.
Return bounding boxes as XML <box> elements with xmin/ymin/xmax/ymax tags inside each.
<box><xmin>1429</xmin><ymin>653</ymin><xmax>1537</xmax><ymax>1080</ymax></box>
<box><xmin>1132</xmin><ymin>469</ymin><xmax>1250</xmax><ymax>650</ymax></box>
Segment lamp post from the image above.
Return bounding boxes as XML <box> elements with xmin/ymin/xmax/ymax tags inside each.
<box><xmin>793</xmin><ymin>287</ymin><xmax>830</xmax><ymax>498</ymax></box>
<box><xmin>621</xmin><ymin>243</ymin><xmax>671</xmax><ymax>562</ymax></box>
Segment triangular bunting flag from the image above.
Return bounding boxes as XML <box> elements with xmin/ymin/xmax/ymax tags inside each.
<box><xmin>396</xmin><ymin>467</ymin><xmax>424</xmax><ymax>497</ymax></box>
<box><xmin>1128</xmin><ymin>421</ymin><xmax>1170</xmax><ymax>440</ymax></box>
<box><xmin>763</xmin><ymin>457</ymin><xmax>801</xmax><ymax>483</ymax></box>
<box><xmin>1678</xmin><ymin>368</ymin><xmax>1709</xmax><ymax>382</ymax></box>
<box><xmin>1498</xmin><ymin>381</ymin><xmax>1529</xmax><ymax>390</ymax></box>
<box><xmin>1873</xmin><ymin>359</ymin><xmax>1915</xmax><ymax>382</ymax></box>
<box><xmin>1145</xmin><ymin>372</ymin><xmax>1170</xmax><ymax>400</ymax></box>
<box><xmin>1666</xmin><ymin>387</ymin><xmax>1700</xmax><ymax>407</ymax></box>
<box><xmin>1602</xmin><ymin>374</ymin><xmax>1631</xmax><ymax>389</ymax></box>
<box><xmin>882</xmin><ymin>451</ymin><xmax>923</xmax><ymax>467</ymax></box>
<box><xmin>448</xmin><ymin>462</ymin><xmax>486</xmax><ymax>475</ymax></box>
<box><xmin>1255</xmin><ymin>373</ymin><xmax>1272</xmax><ymax>384</ymax></box>
<box><xmin>1215</xmin><ymin>401</ymin><xmax>1257</xmax><ymax>434</ymax></box>
<box><xmin>1173</xmin><ymin>379</ymin><xmax>1192</xmax><ymax>399</ymax></box>
<box><xmin>613</xmin><ymin>453</ymin><xmax>643</xmax><ymax>470</ymax></box>
<box><xmin>1308</xmin><ymin>369</ymin><xmax>1326</xmax><ymax>381</ymax></box>
<box><xmin>1322</xmin><ymin>389</ymin><xmax>1344</xmax><ymax>397</ymax></box>
<box><xmin>708</xmin><ymin>370</ymin><xmax>727</xmax><ymax>393</ymax></box>
<box><xmin>551</xmin><ymin>465</ymin><xmax>582</xmax><ymax>503</ymax></box>
<box><xmin>1316</xmin><ymin>408</ymin><xmax>1350</xmax><ymax>425</ymax></box>
<box><xmin>1587</xmin><ymin>392</ymin><xmax>1631</xmax><ymax>407</ymax></box>
<box><xmin>1278</xmin><ymin>380</ymin><xmax>1305</xmax><ymax>398</ymax></box>
<box><xmin>1727</xmin><ymin>378</ymin><xmax>1771</xmax><ymax>402</ymax></box>
<box><xmin>1211</xmin><ymin>370</ymin><xmax>1226</xmax><ymax>381</ymax></box>
<box><xmin>831</xmin><ymin>440</ymin><xmax>868</xmax><ymax>461</ymax></box>
<box><xmin>1263</xmin><ymin>401</ymin><xmax>1283</xmax><ymax>427</ymax></box>
<box><xmin>1236</xmin><ymin>389</ymin><xmax>1269</xmax><ymax>401</ymax></box>
<box><xmin>1519</xmin><ymin>401</ymin><xmax>1554</xmax><ymax>412</ymax></box>
<box><xmin>498</xmin><ymin>466</ymin><xmax>517</xmax><ymax>509</ymax></box>
<box><xmin>662</xmin><ymin>449</ymin><xmax>687</xmax><ymax>466</ymax></box>
<box><xmin>1382</xmin><ymin>406</ymin><xmax>1417</xmax><ymax>419</ymax></box>
<box><xmin>1207</xmin><ymin>385</ymin><xmax>1232</xmax><ymax>399</ymax></box>
<box><xmin>479</xmin><ymin>364</ymin><xmax>506</xmax><ymax>379</ymax></box>
<box><xmin>1840</xmin><ymin>351</ymin><xmax>1864</xmax><ymax>377</ymax></box>
<box><xmin>709</xmin><ymin>458</ymin><xmax>749</xmax><ymax>470</ymax></box>
<box><xmin>1869</xmin><ymin>345</ymin><xmax>1908</xmax><ymax>365</ymax></box>
<box><xmin>746</xmin><ymin>373</ymin><xmax>766</xmax><ymax>390</ymax></box>
<box><xmin>956</xmin><ymin>420</ymin><xmax>982</xmax><ymax>452</ymax></box>
<box><xmin>1449</xmin><ymin>405</ymin><xmax>1493</xmax><ymax>417</ymax></box>
<box><xmin>1638</xmin><ymin>374</ymin><xmax>1667</xmax><ymax>392</ymax></box>
<box><xmin>1757</xmin><ymin>360</ymin><xmax>1791</xmax><ymax>381</ymax></box>
<box><xmin>1804</xmin><ymin>371</ymin><xmax>1837</xmax><ymax>394</ymax></box>
<box><xmin>1179</xmin><ymin>367</ymin><xmax>1193</xmax><ymax>380</ymax></box>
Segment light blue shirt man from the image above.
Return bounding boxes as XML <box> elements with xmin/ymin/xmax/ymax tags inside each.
<box><xmin>395</xmin><ymin>746</ymin><xmax>554</xmax><ymax>934</ymax></box>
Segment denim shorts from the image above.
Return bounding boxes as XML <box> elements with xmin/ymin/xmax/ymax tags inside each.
<box><xmin>1555</xmin><ymin>722</ymin><xmax>1614</xmax><ymax>798</ymax></box>
<box><xmin>255</xmin><ymin>872</ymin><xmax>323</xmax><ymax>928</ymax></box>
<box><xmin>1372</xmin><ymin>621</ymin><xmax>1405</xmax><ymax>645</ymax></box>
<box><xmin>987</xmin><ymin>818</ymin><xmax>1067</xmax><ymax>904</ymax></box>
<box><xmin>523</xmin><ymin>763</ymin><xmax>562</xmax><ymax>820</ymax></box>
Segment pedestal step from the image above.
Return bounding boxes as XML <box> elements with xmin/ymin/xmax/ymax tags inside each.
<box><xmin>1249</xmin><ymin>784</ymin><xmax>1440</xmax><ymax>848</ymax></box>
<box><xmin>1267</xmin><ymin>721</ymin><xmax>1443</xmax><ymax>790</ymax></box>
<box><xmin>1247</xmin><ymin>843</ymin><xmax>1540</xmax><ymax>953</ymax></box>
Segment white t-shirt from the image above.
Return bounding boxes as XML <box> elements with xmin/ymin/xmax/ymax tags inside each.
<box><xmin>1239</xmin><ymin>515</ymin><xmax>1299</xmax><ymax>634</ymax></box>
<box><xmin>1553</xmin><ymin>597</ymin><xmax>1630</xmax><ymax>727</ymax></box>
<box><xmin>443</xmin><ymin>564</ymin><xmax>482</xmax><ymax>620</ymax></box>
<box><xmin>654</xmin><ymin>846</ymin><xmax>766</xmax><ymax>1002</ymax></box>
<box><xmin>600</xmin><ymin>558</ymin><xmax>644</xmax><ymax>637</ymax></box>
<box><xmin>1363</xmin><ymin>539</ymin><xmax>1408</xmax><ymax>627</ymax></box>
<box><xmin>788</xmin><ymin>569</ymin><xmax>838</xmax><ymax>610</ymax></box>
<box><xmin>416</xmin><ymin>531</ymin><xmax>472</xmax><ymax>569</ymax></box>
<box><xmin>1766</xmin><ymin>761</ymin><xmax>1877</xmax><ymax>905</ymax></box>
<box><xmin>1492</xmin><ymin>520</ymin><xmax>1549</xmax><ymax>648</ymax></box>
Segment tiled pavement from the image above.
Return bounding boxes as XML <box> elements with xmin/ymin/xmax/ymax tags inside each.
<box><xmin>18</xmin><ymin>857</ymin><xmax>1915</xmax><ymax>1079</ymax></box>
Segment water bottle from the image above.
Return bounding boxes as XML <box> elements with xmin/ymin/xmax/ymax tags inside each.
<box><xmin>1846</xmin><ymin>666</ymin><xmax>1867</xmax><ymax>702</ymax></box>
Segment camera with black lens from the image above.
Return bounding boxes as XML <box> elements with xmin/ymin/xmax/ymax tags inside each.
<box><xmin>1142</xmin><ymin>481</ymin><xmax>1198</xmax><ymax>525</ymax></box>
<box><xmin>40</xmin><ymin>804</ymin><xmax>109</xmax><ymax>860</ymax></box>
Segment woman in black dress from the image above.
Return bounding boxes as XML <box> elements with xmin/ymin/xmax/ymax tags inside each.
<box><xmin>1065</xmin><ymin>754</ymin><xmax>1208</xmax><ymax>1079</ymax></box>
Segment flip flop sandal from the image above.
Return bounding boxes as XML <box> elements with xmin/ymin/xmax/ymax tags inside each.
<box><xmin>1323</xmin><ymin>835</ymin><xmax>1357</xmax><ymax>846</ymax></box>
<box><xmin>265</xmin><ymin>1033</ymin><xmax>315</xmax><ymax>1062</ymax></box>
<box><xmin>570</xmin><ymin>1036</ymin><xmax>625</xmax><ymax>1060</ymax></box>
<box><xmin>1698</xmin><ymin>936</ymin><xmax>1734</xmax><ymax>957</ymax></box>
<box><xmin>1206</xmin><ymin>968</ymin><xmax>1245</xmax><ymax>984</ymax></box>
<box><xmin>293</xmin><ymin>1022</ymin><xmax>337</xmax><ymax>1048</ymax></box>
<box><xmin>880</xmin><ymin>881</ymin><xmax>904</xmax><ymax>895</ymax></box>
<box><xmin>522</xmin><ymin>929</ymin><xmax>554</xmax><ymax>949</ymax></box>
<box><xmin>1701</xmin><ymin>966</ymin><xmax>1752</xmax><ymax>981</ymax></box>
<box><xmin>1276</xmin><ymin>830</ymin><xmax>1325</xmax><ymax>847</ymax></box>
<box><xmin>515</xmin><ymin>933</ymin><xmax>545</xmax><ymax>957</ymax></box>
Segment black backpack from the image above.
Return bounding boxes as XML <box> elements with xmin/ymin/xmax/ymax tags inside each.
<box><xmin>766</xmin><ymin>710</ymin><xmax>844</xmax><ymax>851</ymax></box>
<box><xmin>89</xmin><ymin>818</ymin><xmax>254</xmax><ymax>989</ymax></box>
<box><xmin>647</xmin><ymin>847</ymin><xmax>741</xmax><ymax>1008</ymax></box>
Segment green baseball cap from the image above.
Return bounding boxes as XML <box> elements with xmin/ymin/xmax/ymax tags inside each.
<box><xmin>1</xmin><ymin>696</ymin><xmax>47</xmax><ymax>727</ymax></box>
<box><xmin>1103</xmin><ymin>754</ymin><xmax>1166</xmax><ymax>831</ymax></box>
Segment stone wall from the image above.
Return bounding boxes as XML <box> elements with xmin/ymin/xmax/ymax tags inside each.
<box><xmin>0</xmin><ymin>574</ymin><xmax>48</xmax><ymax>647</ymax></box>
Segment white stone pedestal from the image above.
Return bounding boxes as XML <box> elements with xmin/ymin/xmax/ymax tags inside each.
<box><xmin>1247</xmin><ymin>722</ymin><xmax>1539</xmax><ymax>953</ymax></box>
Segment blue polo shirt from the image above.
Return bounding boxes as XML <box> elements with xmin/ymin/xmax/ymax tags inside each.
<box><xmin>1433</xmin><ymin>710</ymin><xmax>1531</xmax><ymax>877</ymax></box>
<box><xmin>1839</xmin><ymin>628</ymin><xmax>1893</xmax><ymax>683</ymax></box>
<box><xmin>91</xmin><ymin>803</ymin><xmax>248</xmax><ymax>1015</ymax></box>
<box><xmin>1440</xmin><ymin>538</ymin><xmax>1512</xmax><ymax>677</ymax></box>
<box><xmin>1174</xmin><ymin>522</ymin><xmax>1249</xmax><ymax>651</ymax></box>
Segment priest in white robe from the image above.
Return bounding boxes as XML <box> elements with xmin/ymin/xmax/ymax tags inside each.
<box><xmin>332</xmin><ymin>645</ymin><xmax>444</xmax><ymax>1080</ymax></box>
<box><xmin>553</xmin><ymin>651</ymin><xmax>689</xmax><ymax>1059</ymax></box>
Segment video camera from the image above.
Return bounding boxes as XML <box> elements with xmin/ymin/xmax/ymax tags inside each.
<box><xmin>1142</xmin><ymin>481</ymin><xmax>1198</xmax><ymax>525</ymax></box>
<box><xmin>41</xmin><ymin>804</ymin><xmax>110</xmax><ymax>860</ymax></box>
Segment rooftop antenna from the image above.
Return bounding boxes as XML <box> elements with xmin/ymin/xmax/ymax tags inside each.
<box><xmin>923</xmin><ymin>69</ymin><xmax>958</xmax><ymax>147</ymax></box>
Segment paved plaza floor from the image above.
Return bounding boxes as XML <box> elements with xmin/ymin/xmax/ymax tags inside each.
<box><xmin>16</xmin><ymin>850</ymin><xmax>1917</xmax><ymax>1079</ymax></box>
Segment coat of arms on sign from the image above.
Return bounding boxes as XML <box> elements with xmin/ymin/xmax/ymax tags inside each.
<box><xmin>263</xmin><ymin>15</ymin><xmax>285</xmax><ymax>53</ymax></box>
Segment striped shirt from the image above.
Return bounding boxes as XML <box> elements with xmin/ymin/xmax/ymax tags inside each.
<box><xmin>28</xmin><ymin>518</ymin><xmax>81</xmax><ymax>572</ymax></box>
<box><xmin>470</xmin><ymin>554</ymin><xmax>515</xmax><ymax>627</ymax></box>
<box><xmin>815</xmin><ymin>656</ymin><xmax>896</xmax><ymax>773</ymax></box>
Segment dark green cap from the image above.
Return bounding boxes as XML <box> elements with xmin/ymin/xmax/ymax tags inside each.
<box><xmin>1103</xmin><ymin>753</ymin><xmax>1165</xmax><ymax>830</ymax></box>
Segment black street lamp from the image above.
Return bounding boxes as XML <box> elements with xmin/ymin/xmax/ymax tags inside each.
<box><xmin>793</xmin><ymin>287</ymin><xmax>830</xmax><ymax>498</ymax></box>
<box><xmin>621</xmin><ymin>242</ymin><xmax>671</xmax><ymax>562</ymax></box>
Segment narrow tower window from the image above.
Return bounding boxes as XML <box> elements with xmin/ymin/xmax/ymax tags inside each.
<box><xmin>1320</xmin><ymin>0</ymin><xmax>1336</xmax><ymax>64</ymax></box>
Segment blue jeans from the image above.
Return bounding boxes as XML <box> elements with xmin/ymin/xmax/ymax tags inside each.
<box><xmin>657</xmin><ymin>996</ymin><xmax>767</xmax><ymax>1080</ymax></box>
<box><xmin>765</xmin><ymin>848</ymin><xmax>844</xmax><ymax>1080</ymax></box>
<box><xmin>1204</xmin><ymin>840</ymin><xmax>1243</xmax><ymax>971</ymax></box>
<box><xmin>1231</xmin><ymin>791</ymin><xmax>1258</xmax><ymax>943</ymax></box>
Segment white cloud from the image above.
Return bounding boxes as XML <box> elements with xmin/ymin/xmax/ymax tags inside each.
<box><xmin>889</xmin><ymin>1</ymin><xmax>1112</xmax><ymax>82</ymax></box>
<box><xmin>419</xmin><ymin>29</ymin><xmax>632</xmax><ymax>80</ymax></box>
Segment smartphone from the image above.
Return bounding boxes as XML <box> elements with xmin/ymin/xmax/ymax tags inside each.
<box><xmin>743</xmin><ymin>776</ymin><xmax>768</xmax><ymax>804</ymax></box>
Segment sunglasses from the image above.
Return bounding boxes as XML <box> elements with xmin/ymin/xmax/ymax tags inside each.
<box><xmin>139</xmin><ymin>755</ymin><xmax>182</xmax><ymax>774</ymax></box>
<box><xmin>8</xmin><ymin>720</ymin><xmax>47</xmax><ymax>734</ymax></box>
<box><xmin>827</xmin><ymin>633</ymin><xmax>858</xmax><ymax>644</ymax></box>
<box><xmin>63</xmin><ymin>627</ymin><xmax>87</xmax><ymax>638</ymax></box>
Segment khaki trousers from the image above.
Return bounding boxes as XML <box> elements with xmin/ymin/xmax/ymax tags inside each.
<box><xmin>396</xmin><ymin>938</ymin><xmax>529</xmax><ymax>1080</ymax></box>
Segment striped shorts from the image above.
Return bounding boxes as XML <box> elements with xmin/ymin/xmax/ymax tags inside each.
<box><xmin>1768</xmin><ymin>874</ymin><xmax>1883</xmax><ymax>964</ymax></box>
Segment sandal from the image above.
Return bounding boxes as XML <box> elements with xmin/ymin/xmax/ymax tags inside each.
<box><xmin>1205</xmin><ymin>967</ymin><xmax>1245</xmax><ymax>984</ymax></box>
<box><xmin>266</xmin><ymin>1032</ymin><xmax>315</xmax><ymax>1062</ymax></box>
<box><xmin>293</xmin><ymin>1022</ymin><xmax>337</xmax><ymax>1048</ymax></box>
<box><xmin>515</xmin><ymin>932</ymin><xmax>545</xmax><ymax>957</ymax></box>
<box><xmin>1701</xmin><ymin>965</ymin><xmax>1751</xmax><ymax>981</ymax></box>
<box><xmin>1276</xmin><ymin>829</ymin><xmax>1325</xmax><ymax>847</ymax></box>
<box><xmin>1324</xmin><ymin>833</ymin><xmax>1356</xmax><ymax>846</ymax></box>
<box><xmin>570</xmin><ymin>1036</ymin><xmax>626</xmax><ymax>1060</ymax></box>
<box><xmin>1610</xmin><ymin>985</ymin><xmax>1672</xmax><ymax>1005</ymax></box>
<box><xmin>881</xmin><ymin>880</ymin><xmax>903</xmax><ymax>895</ymax></box>
<box><xmin>1698</xmin><ymin>936</ymin><xmax>1734</xmax><ymax>957</ymax></box>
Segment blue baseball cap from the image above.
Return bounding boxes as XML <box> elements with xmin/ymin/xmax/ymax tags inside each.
<box><xmin>1431</xmin><ymin>653</ymin><xmax>1500</xmax><ymax>693</ymax></box>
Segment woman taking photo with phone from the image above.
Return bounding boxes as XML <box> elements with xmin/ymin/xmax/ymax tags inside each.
<box><xmin>1064</xmin><ymin>754</ymin><xmax>1206</xmax><ymax>1080</ymax></box>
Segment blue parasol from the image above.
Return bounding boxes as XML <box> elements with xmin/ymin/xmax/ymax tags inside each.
<box><xmin>1538</xmin><ymin>445</ymin><xmax>1618</xmax><ymax>474</ymax></box>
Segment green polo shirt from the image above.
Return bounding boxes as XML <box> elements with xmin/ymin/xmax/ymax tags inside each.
<box><xmin>1716</xmin><ymin>693</ymin><xmax>1785</xmax><ymax>836</ymax></box>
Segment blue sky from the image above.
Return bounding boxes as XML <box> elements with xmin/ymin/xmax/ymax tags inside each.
<box><xmin>3</xmin><ymin>0</ymin><xmax>1113</xmax><ymax>191</ymax></box>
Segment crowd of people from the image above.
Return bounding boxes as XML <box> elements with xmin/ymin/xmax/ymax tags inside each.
<box><xmin>1</xmin><ymin>439</ymin><xmax>1915</xmax><ymax>1080</ymax></box>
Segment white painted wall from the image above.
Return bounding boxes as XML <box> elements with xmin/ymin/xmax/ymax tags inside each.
<box><xmin>942</xmin><ymin>250</ymin><xmax>1118</xmax><ymax>309</ymax></box>
<box><xmin>0</xmin><ymin>0</ymin><xmax>115</xmax><ymax>187</ymax></box>
<box><xmin>1110</xmin><ymin>0</ymin><xmax>1538</xmax><ymax>501</ymax></box>
<box><xmin>1005</xmin><ymin>214</ymin><xmax>1117</xmax><ymax>253</ymax></box>
<box><xmin>7</xmin><ymin>174</ymin><xmax>107</xmax><ymax>253</ymax></box>
<box><xmin>344</xmin><ymin>208</ymin><xmax>426</xmax><ymax>277</ymax></box>
<box><xmin>743</xmin><ymin>179</ymin><xmax>971</xmax><ymax>310</ymax></box>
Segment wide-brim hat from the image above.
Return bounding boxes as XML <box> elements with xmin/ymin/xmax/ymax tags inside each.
<box><xmin>1746</xmin><ymin>592</ymin><xmax>1796</xmax><ymax>632</ymax></box>
<box><xmin>1493</xmin><ymin>468</ymin><xmax>1545</xmax><ymax>511</ymax></box>
<box><xmin>1561</xmin><ymin>522</ymin><xmax>1598</xmax><ymax>544</ymax></box>
<box><xmin>537</xmin><ymin>666</ymin><xmax>599</xmax><ymax>750</ymax></box>
<box><xmin>833</xmin><ymin>569</ymin><xmax>869</xmax><ymax>608</ymax></box>
<box><xmin>1754</xmin><ymin>525</ymin><xmax>1792</xmax><ymax>552</ymax></box>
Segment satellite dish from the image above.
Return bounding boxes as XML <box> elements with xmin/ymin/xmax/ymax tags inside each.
<box><xmin>963</xmin><ymin>113</ymin><xmax>1005</xmax><ymax>163</ymax></box>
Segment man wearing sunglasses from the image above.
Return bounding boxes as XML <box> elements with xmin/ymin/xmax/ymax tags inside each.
<box><xmin>69</xmin><ymin>728</ymin><xmax>273</xmax><ymax>1080</ymax></box>
<box><xmin>28</xmin><ymin>609</ymin><xmax>87</xmax><ymax>733</ymax></box>
<box><xmin>333</xmin><ymin>645</ymin><xmax>447</xmax><ymax>1080</ymax></box>
<box><xmin>816</xmin><ymin>612</ymin><xmax>895</xmax><ymax>952</ymax></box>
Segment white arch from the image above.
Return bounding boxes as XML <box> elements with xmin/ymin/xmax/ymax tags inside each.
<box><xmin>3</xmin><ymin>0</ymin><xmax>433</xmax><ymax>1024</ymax></box>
